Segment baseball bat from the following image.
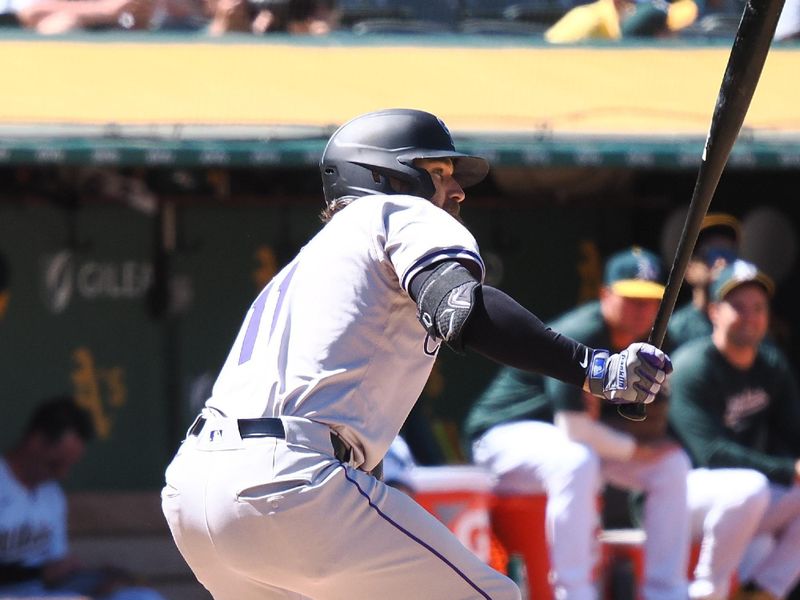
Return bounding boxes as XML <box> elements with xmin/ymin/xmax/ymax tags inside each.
<box><xmin>618</xmin><ymin>0</ymin><xmax>785</xmax><ymax>422</ymax></box>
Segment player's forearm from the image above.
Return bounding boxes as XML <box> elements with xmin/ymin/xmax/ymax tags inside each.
<box><xmin>706</xmin><ymin>442</ymin><xmax>796</xmax><ymax>485</ymax></box>
<box><xmin>672</xmin><ymin>399</ymin><xmax>798</xmax><ymax>484</ymax></box>
<box><xmin>462</xmin><ymin>285</ymin><xmax>590</xmax><ymax>388</ymax></box>
<box><xmin>555</xmin><ymin>411</ymin><xmax>637</xmax><ymax>461</ymax></box>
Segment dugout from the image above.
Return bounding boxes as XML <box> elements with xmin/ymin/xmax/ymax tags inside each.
<box><xmin>1</xmin><ymin>31</ymin><xmax>800</xmax><ymax>490</ymax></box>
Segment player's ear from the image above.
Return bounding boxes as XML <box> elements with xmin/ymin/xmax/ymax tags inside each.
<box><xmin>707</xmin><ymin>301</ymin><xmax>721</xmax><ymax>325</ymax></box>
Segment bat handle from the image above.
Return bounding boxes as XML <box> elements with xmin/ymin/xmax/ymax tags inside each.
<box><xmin>617</xmin><ymin>401</ymin><xmax>647</xmax><ymax>421</ymax></box>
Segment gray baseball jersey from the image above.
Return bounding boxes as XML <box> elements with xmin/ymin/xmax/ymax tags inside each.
<box><xmin>207</xmin><ymin>194</ymin><xmax>484</xmax><ymax>472</ymax></box>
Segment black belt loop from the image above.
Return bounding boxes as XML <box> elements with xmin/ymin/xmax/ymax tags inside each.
<box><xmin>237</xmin><ymin>417</ymin><xmax>285</xmax><ymax>438</ymax></box>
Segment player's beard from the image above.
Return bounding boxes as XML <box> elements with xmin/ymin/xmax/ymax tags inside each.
<box><xmin>444</xmin><ymin>201</ymin><xmax>463</xmax><ymax>223</ymax></box>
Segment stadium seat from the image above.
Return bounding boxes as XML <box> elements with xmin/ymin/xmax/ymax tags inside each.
<box><xmin>678</xmin><ymin>12</ymin><xmax>743</xmax><ymax>38</ymax></box>
<box><xmin>337</xmin><ymin>0</ymin><xmax>411</xmax><ymax>27</ymax></box>
<box><xmin>338</xmin><ymin>0</ymin><xmax>460</xmax><ymax>31</ymax></box>
<box><xmin>351</xmin><ymin>18</ymin><xmax>454</xmax><ymax>34</ymax></box>
<box><xmin>459</xmin><ymin>0</ymin><xmax>571</xmax><ymax>26</ymax></box>
<box><xmin>458</xmin><ymin>18</ymin><xmax>550</xmax><ymax>35</ymax></box>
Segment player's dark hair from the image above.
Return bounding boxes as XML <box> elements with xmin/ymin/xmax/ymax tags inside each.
<box><xmin>318</xmin><ymin>173</ymin><xmax>413</xmax><ymax>222</ymax></box>
<box><xmin>319</xmin><ymin>197</ymin><xmax>354</xmax><ymax>223</ymax></box>
<box><xmin>23</xmin><ymin>395</ymin><xmax>96</xmax><ymax>444</ymax></box>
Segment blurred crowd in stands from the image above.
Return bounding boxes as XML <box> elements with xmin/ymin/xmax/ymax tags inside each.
<box><xmin>0</xmin><ymin>0</ymin><xmax>797</xmax><ymax>41</ymax></box>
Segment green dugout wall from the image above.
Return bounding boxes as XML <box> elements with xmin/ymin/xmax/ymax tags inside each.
<box><xmin>2</xmin><ymin>177</ymin><xmax>799</xmax><ymax>488</ymax></box>
<box><xmin>0</xmin><ymin>194</ymin><xmax>645</xmax><ymax>488</ymax></box>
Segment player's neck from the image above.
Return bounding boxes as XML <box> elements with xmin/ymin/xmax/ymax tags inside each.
<box><xmin>4</xmin><ymin>449</ymin><xmax>40</xmax><ymax>490</ymax></box>
<box><xmin>691</xmin><ymin>286</ymin><xmax>709</xmax><ymax>310</ymax></box>
<box><xmin>713</xmin><ymin>333</ymin><xmax>757</xmax><ymax>370</ymax></box>
<box><xmin>609</xmin><ymin>330</ymin><xmax>638</xmax><ymax>352</ymax></box>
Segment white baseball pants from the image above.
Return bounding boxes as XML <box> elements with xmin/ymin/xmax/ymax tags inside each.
<box><xmin>161</xmin><ymin>414</ymin><xmax>519</xmax><ymax>600</ymax></box>
<box><xmin>738</xmin><ymin>481</ymin><xmax>800</xmax><ymax>598</ymax></box>
<box><xmin>472</xmin><ymin>420</ymin><xmax>691</xmax><ymax>600</ymax></box>
<box><xmin>686</xmin><ymin>468</ymin><xmax>771</xmax><ymax>600</ymax></box>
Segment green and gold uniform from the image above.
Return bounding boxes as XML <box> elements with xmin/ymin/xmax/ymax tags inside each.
<box><xmin>465</xmin><ymin>301</ymin><xmax>610</xmax><ymax>443</ymax></box>
<box><xmin>669</xmin><ymin>337</ymin><xmax>800</xmax><ymax>484</ymax></box>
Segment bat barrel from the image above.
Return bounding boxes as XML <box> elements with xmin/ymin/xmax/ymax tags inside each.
<box><xmin>618</xmin><ymin>0</ymin><xmax>786</xmax><ymax>422</ymax></box>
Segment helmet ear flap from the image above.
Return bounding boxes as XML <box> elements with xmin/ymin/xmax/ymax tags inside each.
<box><xmin>410</xmin><ymin>167</ymin><xmax>435</xmax><ymax>200</ymax></box>
<box><xmin>380</xmin><ymin>162</ymin><xmax>435</xmax><ymax>199</ymax></box>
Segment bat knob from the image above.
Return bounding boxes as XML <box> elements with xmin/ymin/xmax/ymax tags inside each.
<box><xmin>617</xmin><ymin>402</ymin><xmax>647</xmax><ymax>422</ymax></box>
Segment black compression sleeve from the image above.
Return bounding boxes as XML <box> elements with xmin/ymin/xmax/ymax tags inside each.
<box><xmin>461</xmin><ymin>285</ymin><xmax>590</xmax><ymax>388</ymax></box>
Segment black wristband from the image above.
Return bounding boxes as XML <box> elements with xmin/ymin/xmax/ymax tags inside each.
<box><xmin>588</xmin><ymin>349</ymin><xmax>610</xmax><ymax>397</ymax></box>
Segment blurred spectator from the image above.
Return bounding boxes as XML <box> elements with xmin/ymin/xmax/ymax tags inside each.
<box><xmin>0</xmin><ymin>396</ymin><xmax>166</xmax><ymax>600</ymax></box>
<box><xmin>669</xmin><ymin>260</ymin><xmax>800</xmax><ymax>600</ymax></box>
<box><xmin>465</xmin><ymin>247</ymin><xmax>691</xmax><ymax>600</ymax></box>
<box><xmin>1</xmin><ymin>0</ymin><xmax>24</xmax><ymax>25</ymax></box>
<box><xmin>148</xmin><ymin>0</ymin><xmax>206</xmax><ymax>30</ymax></box>
<box><xmin>775</xmin><ymin>0</ymin><xmax>800</xmax><ymax>41</ymax></box>
<box><xmin>544</xmin><ymin>0</ymin><xmax>698</xmax><ymax>42</ymax></box>
<box><xmin>207</xmin><ymin>0</ymin><xmax>337</xmax><ymax>36</ymax></box>
<box><xmin>14</xmin><ymin>0</ymin><xmax>154</xmax><ymax>33</ymax></box>
<box><xmin>668</xmin><ymin>213</ymin><xmax>741</xmax><ymax>349</ymax></box>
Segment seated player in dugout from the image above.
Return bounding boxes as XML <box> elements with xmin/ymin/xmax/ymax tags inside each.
<box><xmin>669</xmin><ymin>260</ymin><xmax>800</xmax><ymax>600</ymax></box>
<box><xmin>668</xmin><ymin>212</ymin><xmax>741</xmax><ymax>348</ymax></box>
<box><xmin>161</xmin><ymin>108</ymin><xmax>672</xmax><ymax>600</ymax></box>
<box><xmin>0</xmin><ymin>396</ymin><xmax>166</xmax><ymax>600</ymax></box>
<box><xmin>206</xmin><ymin>0</ymin><xmax>338</xmax><ymax>36</ymax></box>
<box><xmin>465</xmin><ymin>247</ymin><xmax>691</xmax><ymax>600</ymax></box>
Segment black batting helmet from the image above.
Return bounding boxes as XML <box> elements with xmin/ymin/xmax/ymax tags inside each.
<box><xmin>320</xmin><ymin>108</ymin><xmax>489</xmax><ymax>205</ymax></box>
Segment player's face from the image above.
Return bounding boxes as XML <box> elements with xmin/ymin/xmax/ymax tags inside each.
<box><xmin>711</xmin><ymin>283</ymin><xmax>770</xmax><ymax>349</ymax></box>
<box><xmin>414</xmin><ymin>158</ymin><xmax>465</xmax><ymax>219</ymax></box>
<box><xmin>32</xmin><ymin>430</ymin><xmax>87</xmax><ymax>483</ymax></box>
<box><xmin>602</xmin><ymin>289</ymin><xmax>660</xmax><ymax>342</ymax></box>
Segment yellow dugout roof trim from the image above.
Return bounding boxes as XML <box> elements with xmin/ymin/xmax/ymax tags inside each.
<box><xmin>3</xmin><ymin>38</ymin><xmax>799</xmax><ymax>137</ymax></box>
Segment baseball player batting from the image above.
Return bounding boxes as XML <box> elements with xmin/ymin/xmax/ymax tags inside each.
<box><xmin>160</xmin><ymin>108</ymin><xmax>671</xmax><ymax>600</ymax></box>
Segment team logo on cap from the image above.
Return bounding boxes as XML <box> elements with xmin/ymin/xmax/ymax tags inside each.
<box><xmin>634</xmin><ymin>251</ymin><xmax>659</xmax><ymax>282</ymax></box>
<box><xmin>731</xmin><ymin>260</ymin><xmax>759</xmax><ymax>282</ymax></box>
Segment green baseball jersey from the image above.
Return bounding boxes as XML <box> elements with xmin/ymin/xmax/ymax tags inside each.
<box><xmin>464</xmin><ymin>301</ymin><xmax>614</xmax><ymax>442</ymax></box>
<box><xmin>668</xmin><ymin>337</ymin><xmax>800</xmax><ymax>484</ymax></box>
<box><xmin>667</xmin><ymin>303</ymin><xmax>712</xmax><ymax>349</ymax></box>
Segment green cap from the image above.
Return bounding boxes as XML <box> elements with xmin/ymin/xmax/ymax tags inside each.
<box><xmin>604</xmin><ymin>246</ymin><xmax>665</xmax><ymax>299</ymax></box>
<box><xmin>710</xmin><ymin>259</ymin><xmax>774</xmax><ymax>302</ymax></box>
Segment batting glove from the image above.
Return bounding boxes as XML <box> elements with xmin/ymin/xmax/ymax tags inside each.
<box><xmin>588</xmin><ymin>343</ymin><xmax>673</xmax><ymax>404</ymax></box>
